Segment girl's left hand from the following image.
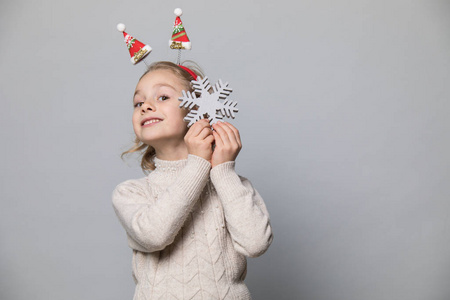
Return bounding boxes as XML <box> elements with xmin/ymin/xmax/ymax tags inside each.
<box><xmin>211</xmin><ymin>122</ymin><xmax>242</xmax><ymax>168</ymax></box>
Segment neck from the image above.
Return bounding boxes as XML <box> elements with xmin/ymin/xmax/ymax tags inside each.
<box><xmin>153</xmin><ymin>140</ymin><xmax>189</xmax><ymax>161</ymax></box>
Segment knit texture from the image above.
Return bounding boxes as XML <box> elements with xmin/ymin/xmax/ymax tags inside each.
<box><xmin>112</xmin><ymin>155</ymin><xmax>273</xmax><ymax>300</ymax></box>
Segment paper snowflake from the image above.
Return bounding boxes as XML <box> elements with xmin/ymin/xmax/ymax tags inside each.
<box><xmin>178</xmin><ymin>76</ymin><xmax>239</xmax><ymax>127</ymax></box>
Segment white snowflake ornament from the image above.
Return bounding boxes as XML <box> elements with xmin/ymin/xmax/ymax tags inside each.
<box><xmin>179</xmin><ymin>76</ymin><xmax>239</xmax><ymax>127</ymax></box>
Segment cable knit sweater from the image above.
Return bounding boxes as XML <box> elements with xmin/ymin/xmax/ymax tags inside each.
<box><xmin>112</xmin><ymin>155</ymin><xmax>273</xmax><ymax>300</ymax></box>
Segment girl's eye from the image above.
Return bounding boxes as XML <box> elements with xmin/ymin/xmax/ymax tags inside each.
<box><xmin>134</xmin><ymin>102</ymin><xmax>143</xmax><ymax>108</ymax></box>
<box><xmin>158</xmin><ymin>95</ymin><xmax>169</xmax><ymax>101</ymax></box>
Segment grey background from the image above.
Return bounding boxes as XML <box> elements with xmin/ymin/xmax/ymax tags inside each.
<box><xmin>1</xmin><ymin>0</ymin><xmax>449</xmax><ymax>299</ymax></box>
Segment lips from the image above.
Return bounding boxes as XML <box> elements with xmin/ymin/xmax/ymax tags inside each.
<box><xmin>141</xmin><ymin>117</ymin><xmax>162</xmax><ymax>126</ymax></box>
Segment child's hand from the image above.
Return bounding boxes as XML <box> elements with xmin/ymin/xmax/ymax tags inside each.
<box><xmin>211</xmin><ymin>122</ymin><xmax>242</xmax><ymax>168</ymax></box>
<box><xmin>184</xmin><ymin>119</ymin><xmax>215</xmax><ymax>162</ymax></box>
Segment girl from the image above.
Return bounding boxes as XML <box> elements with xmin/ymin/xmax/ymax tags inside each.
<box><xmin>112</xmin><ymin>61</ymin><xmax>273</xmax><ymax>299</ymax></box>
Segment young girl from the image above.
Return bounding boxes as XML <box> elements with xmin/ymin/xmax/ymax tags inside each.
<box><xmin>112</xmin><ymin>61</ymin><xmax>273</xmax><ymax>299</ymax></box>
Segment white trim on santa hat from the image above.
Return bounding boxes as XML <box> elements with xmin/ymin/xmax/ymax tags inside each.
<box><xmin>130</xmin><ymin>45</ymin><xmax>152</xmax><ymax>64</ymax></box>
<box><xmin>169</xmin><ymin>41</ymin><xmax>192</xmax><ymax>50</ymax></box>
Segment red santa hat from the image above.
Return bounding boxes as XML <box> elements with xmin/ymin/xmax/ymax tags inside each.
<box><xmin>117</xmin><ymin>23</ymin><xmax>152</xmax><ymax>64</ymax></box>
<box><xmin>169</xmin><ymin>8</ymin><xmax>192</xmax><ymax>50</ymax></box>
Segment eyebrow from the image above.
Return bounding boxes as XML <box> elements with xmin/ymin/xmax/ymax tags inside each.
<box><xmin>133</xmin><ymin>83</ymin><xmax>177</xmax><ymax>99</ymax></box>
<box><xmin>133</xmin><ymin>90</ymin><xmax>142</xmax><ymax>98</ymax></box>
<box><xmin>154</xmin><ymin>83</ymin><xmax>177</xmax><ymax>91</ymax></box>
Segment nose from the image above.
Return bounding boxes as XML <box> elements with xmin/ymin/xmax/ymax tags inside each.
<box><xmin>140</xmin><ymin>100</ymin><xmax>155</xmax><ymax>113</ymax></box>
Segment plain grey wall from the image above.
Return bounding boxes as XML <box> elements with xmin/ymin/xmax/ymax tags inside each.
<box><xmin>1</xmin><ymin>0</ymin><xmax>450</xmax><ymax>299</ymax></box>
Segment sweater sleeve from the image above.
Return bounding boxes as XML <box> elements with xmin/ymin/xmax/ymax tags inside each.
<box><xmin>210</xmin><ymin>161</ymin><xmax>273</xmax><ymax>258</ymax></box>
<box><xmin>112</xmin><ymin>155</ymin><xmax>211</xmax><ymax>253</ymax></box>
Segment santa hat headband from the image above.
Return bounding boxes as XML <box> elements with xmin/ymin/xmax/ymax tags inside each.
<box><xmin>116</xmin><ymin>23</ymin><xmax>152</xmax><ymax>65</ymax></box>
<box><xmin>169</xmin><ymin>8</ymin><xmax>192</xmax><ymax>50</ymax></box>
<box><xmin>117</xmin><ymin>8</ymin><xmax>192</xmax><ymax>66</ymax></box>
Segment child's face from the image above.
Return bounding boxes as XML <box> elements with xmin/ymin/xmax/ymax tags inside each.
<box><xmin>132</xmin><ymin>69</ymin><xmax>189</xmax><ymax>147</ymax></box>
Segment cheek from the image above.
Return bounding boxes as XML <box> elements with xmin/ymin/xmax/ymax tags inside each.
<box><xmin>180</xmin><ymin>122</ymin><xmax>189</xmax><ymax>136</ymax></box>
<box><xmin>174</xmin><ymin>111</ymin><xmax>188</xmax><ymax>135</ymax></box>
<box><xmin>132</xmin><ymin>111</ymin><xmax>141</xmax><ymax>129</ymax></box>
<box><xmin>178</xmin><ymin>109</ymin><xmax>189</xmax><ymax>126</ymax></box>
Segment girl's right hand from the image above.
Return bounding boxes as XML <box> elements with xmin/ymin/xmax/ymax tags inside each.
<box><xmin>184</xmin><ymin>119</ymin><xmax>215</xmax><ymax>162</ymax></box>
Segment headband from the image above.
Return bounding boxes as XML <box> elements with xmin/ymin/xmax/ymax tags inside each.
<box><xmin>117</xmin><ymin>8</ymin><xmax>191</xmax><ymax>65</ymax></box>
<box><xmin>178</xmin><ymin>65</ymin><xmax>198</xmax><ymax>81</ymax></box>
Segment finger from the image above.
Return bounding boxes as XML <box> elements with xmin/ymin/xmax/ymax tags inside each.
<box><xmin>204</xmin><ymin>134</ymin><xmax>215</xmax><ymax>145</ymax></box>
<box><xmin>224</xmin><ymin>122</ymin><xmax>242</xmax><ymax>147</ymax></box>
<box><xmin>216</xmin><ymin>122</ymin><xmax>235</xmax><ymax>145</ymax></box>
<box><xmin>197</xmin><ymin>126</ymin><xmax>213</xmax><ymax>140</ymax></box>
<box><xmin>212</xmin><ymin>131</ymin><xmax>224</xmax><ymax>148</ymax></box>
<box><xmin>213</xmin><ymin>122</ymin><xmax>230</xmax><ymax>145</ymax></box>
<box><xmin>189</xmin><ymin>119</ymin><xmax>211</xmax><ymax>137</ymax></box>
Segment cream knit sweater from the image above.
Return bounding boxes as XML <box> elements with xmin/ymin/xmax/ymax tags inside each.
<box><xmin>112</xmin><ymin>155</ymin><xmax>273</xmax><ymax>300</ymax></box>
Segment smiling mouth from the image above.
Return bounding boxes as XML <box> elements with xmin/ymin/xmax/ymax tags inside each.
<box><xmin>142</xmin><ymin>119</ymin><xmax>162</xmax><ymax>126</ymax></box>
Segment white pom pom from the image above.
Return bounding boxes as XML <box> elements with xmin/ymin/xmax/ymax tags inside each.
<box><xmin>174</xmin><ymin>8</ymin><xmax>182</xmax><ymax>16</ymax></box>
<box><xmin>117</xmin><ymin>23</ymin><xmax>126</xmax><ymax>32</ymax></box>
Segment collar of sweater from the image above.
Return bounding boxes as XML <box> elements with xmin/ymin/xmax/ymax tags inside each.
<box><xmin>153</xmin><ymin>156</ymin><xmax>187</xmax><ymax>173</ymax></box>
<box><xmin>146</xmin><ymin>157</ymin><xmax>189</xmax><ymax>187</ymax></box>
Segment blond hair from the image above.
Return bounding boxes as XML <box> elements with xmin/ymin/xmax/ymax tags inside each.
<box><xmin>121</xmin><ymin>61</ymin><xmax>204</xmax><ymax>173</ymax></box>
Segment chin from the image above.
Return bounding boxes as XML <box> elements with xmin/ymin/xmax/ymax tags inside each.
<box><xmin>136</xmin><ymin>133</ymin><xmax>159</xmax><ymax>145</ymax></box>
